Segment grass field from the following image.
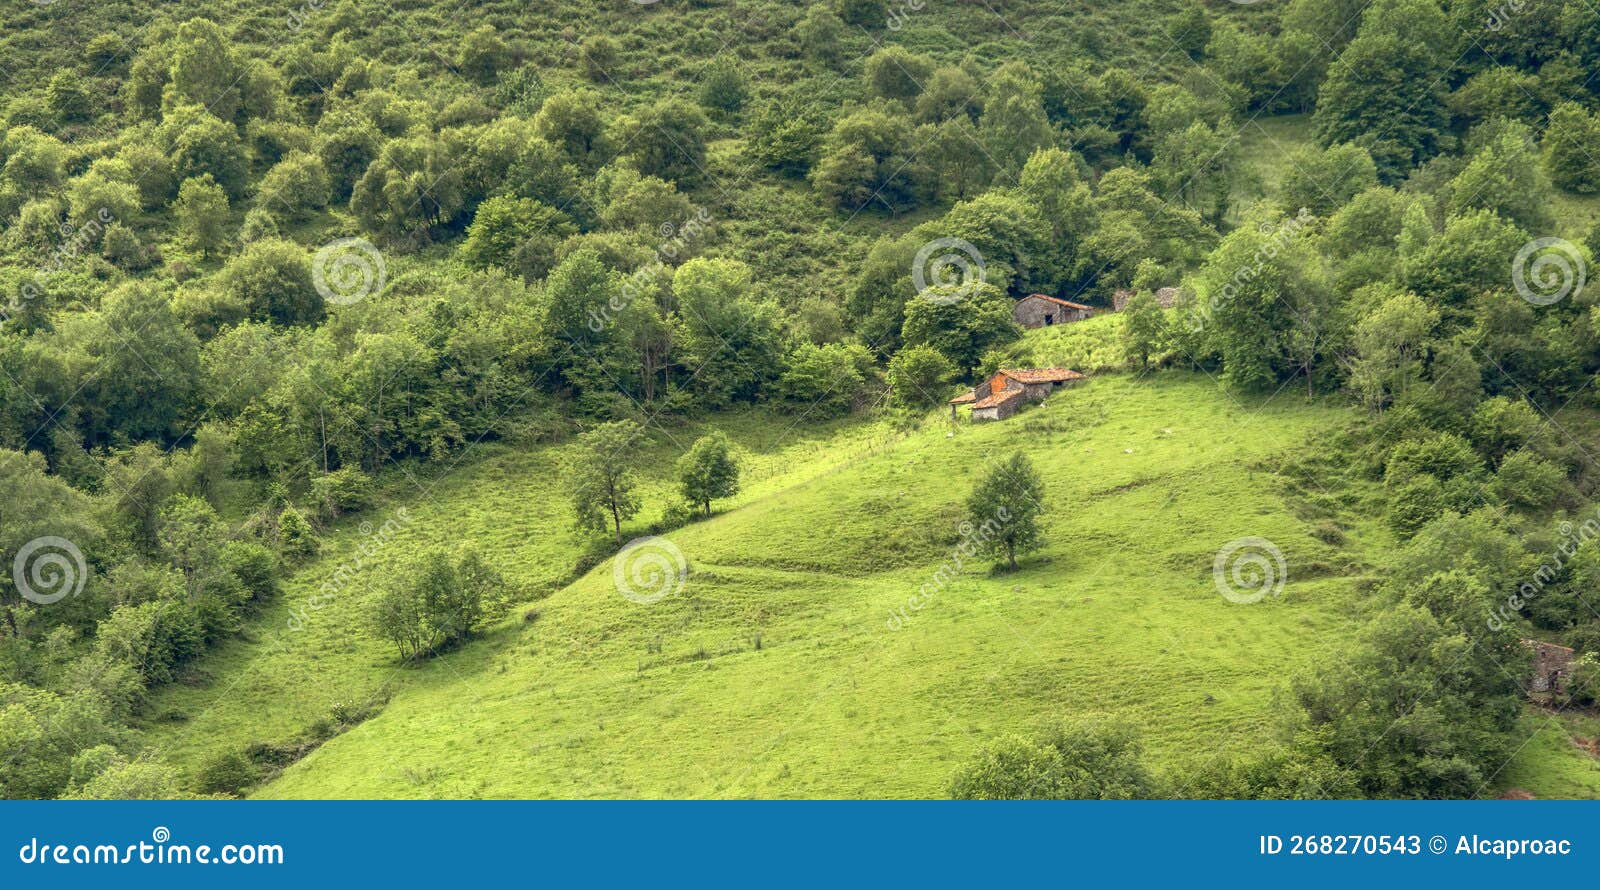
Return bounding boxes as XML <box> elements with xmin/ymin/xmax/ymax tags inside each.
<box><xmin>132</xmin><ymin>327</ymin><xmax>1600</xmax><ymax>799</ymax></box>
<box><xmin>137</xmin><ymin>363</ymin><xmax>1401</xmax><ymax>797</ymax></box>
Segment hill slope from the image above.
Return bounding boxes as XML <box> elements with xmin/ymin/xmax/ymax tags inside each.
<box><xmin>141</xmin><ymin>368</ymin><xmax>1385</xmax><ymax>797</ymax></box>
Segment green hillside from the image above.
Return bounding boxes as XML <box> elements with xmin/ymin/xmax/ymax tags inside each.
<box><xmin>137</xmin><ymin>367</ymin><xmax>1370</xmax><ymax>797</ymax></box>
<box><xmin>10</xmin><ymin>0</ymin><xmax>1600</xmax><ymax>803</ymax></box>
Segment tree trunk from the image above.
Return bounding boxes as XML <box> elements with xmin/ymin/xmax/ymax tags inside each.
<box><xmin>611</xmin><ymin>501</ymin><xmax>622</xmax><ymax>545</ymax></box>
<box><xmin>1007</xmin><ymin>540</ymin><xmax>1016</xmax><ymax>571</ymax></box>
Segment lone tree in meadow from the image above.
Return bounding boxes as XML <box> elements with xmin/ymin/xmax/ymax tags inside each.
<box><xmin>371</xmin><ymin>546</ymin><xmax>502</xmax><ymax>661</ymax></box>
<box><xmin>571</xmin><ymin>421</ymin><xmax>641</xmax><ymax>544</ymax></box>
<box><xmin>677</xmin><ymin>432</ymin><xmax>741</xmax><ymax>517</ymax></box>
<box><xmin>967</xmin><ymin>451</ymin><xmax>1045</xmax><ymax>570</ymax></box>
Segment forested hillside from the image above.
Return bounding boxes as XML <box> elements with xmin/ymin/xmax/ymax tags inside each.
<box><xmin>5</xmin><ymin>0</ymin><xmax>1600</xmax><ymax>799</ymax></box>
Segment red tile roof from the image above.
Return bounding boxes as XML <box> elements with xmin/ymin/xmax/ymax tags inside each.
<box><xmin>999</xmin><ymin>367</ymin><xmax>1085</xmax><ymax>384</ymax></box>
<box><xmin>948</xmin><ymin>389</ymin><xmax>977</xmax><ymax>404</ymax></box>
<box><xmin>972</xmin><ymin>388</ymin><xmax>1025</xmax><ymax>410</ymax></box>
<box><xmin>1022</xmin><ymin>294</ymin><xmax>1095</xmax><ymax>312</ymax></box>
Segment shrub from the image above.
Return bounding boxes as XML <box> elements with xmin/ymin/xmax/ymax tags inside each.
<box><xmin>579</xmin><ymin>35</ymin><xmax>618</xmax><ymax>82</ymax></box>
<box><xmin>1386</xmin><ymin>475</ymin><xmax>1446</xmax><ymax>538</ymax></box>
<box><xmin>840</xmin><ymin>0</ymin><xmax>886</xmax><ymax>29</ymax></box>
<box><xmin>94</xmin><ymin>601</ymin><xmax>205</xmax><ymax>686</ymax></box>
<box><xmin>277</xmin><ymin>506</ymin><xmax>319</xmax><ymax>558</ymax></box>
<box><xmin>1489</xmin><ymin>450</ymin><xmax>1567</xmax><ymax>510</ymax></box>
<box><xmin>371</xmin><ymin>547</ymin><xmax>502</xmax><ymax>661</ymax></box>
<box><xmin>195</xmin><ymin>750</ymin><xmax>259</xmax><ymax>796</ymax></box>
<box><xmin>950</xmin><ymin>720</ymin><xmax>1157</xmax><ymax>799</ymax></box>
<box><xmin>887</xmin><ymin>344</ymin><xmax>956</xmax><ymax>409</ymax></box>
<box><xmin>698</xmin><ymin>60</ymin><xmax>748</xmax><ymax>112</ymax></box>
<box><xmin>221</xmin><ymin>540</ymin><xmax>279</xmax><ymax>603</ymax></box>
<box><xmin>775</xmin><ymin>342</ymin><xmax>871</xmax><ymax>415</ymax></box>
<box><xmin>310</xmin><ymin>467</ymin><xmax>374</xmax><ymax>519</ymax></box>
<box><xmin>255</xmin><ymin>151</ymin><xmax>330</xmax><ymax>219</ymax></box>
<box><xmin>102</xmin><ymin>223</ymin><xmax>153</xmax><ymax>270</ymax></box>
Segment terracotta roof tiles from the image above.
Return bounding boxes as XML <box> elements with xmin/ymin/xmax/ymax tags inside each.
<box><xmin>999</xmin><ymin>368</ymin><xmax>1085</xmax><ymax>384</ymax></box>
<box><xmin>972</xmin><ymin>388</ymin><xmax>1026</xmax><ymax>410</ymax></box>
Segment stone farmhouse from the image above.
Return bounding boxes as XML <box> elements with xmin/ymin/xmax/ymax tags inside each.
<box><xmin>949</xmin><ymin>368</ymin><xmax>1085</xmax><ymax>421</ymax></box>
<box><xmin>1012</xmin><ymin>294</ymin><xmax>1096</xmax><ymax>329</ymax></box>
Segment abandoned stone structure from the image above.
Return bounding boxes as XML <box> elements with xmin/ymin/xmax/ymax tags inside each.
<box><xmin>1525</xmin><ymin>639</ymin><xmax>1575</xmax><ymax>700</ymax></box>
<box><xmin>949</xmin><ymin>368</ymin><xmax>1085</xmax><ymax>421</ymax></box>
<box><xmin>1112</xmin><ymin>286</ymin><xmax>1184</xmax><ymax>312</ymax></box>
<box><xmin>1012</xmin><ymin>294</ymin><xmax>1096</xmax><ymax>329</ymax></box>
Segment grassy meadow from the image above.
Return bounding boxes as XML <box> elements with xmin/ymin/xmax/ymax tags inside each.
<box><xmin>136</xmin><ymin>362</ymin><xmax>1409</xmax><ymax>798</ymax></box>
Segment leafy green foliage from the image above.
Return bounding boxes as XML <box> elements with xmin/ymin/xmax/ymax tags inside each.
<box><xmin>951</xmin><ymin>720</ymin><xmax>1157</xmax><ymax>799</ymax></box>
<box><xmin>901</xmin><ymin>283</ymin><xmax>1020</xmax><ymax>377</ymax></box>
<box><xmin>887</xmin><ymin>344</ymin><xmax>955</xmax><ymax>408</ymax></box>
